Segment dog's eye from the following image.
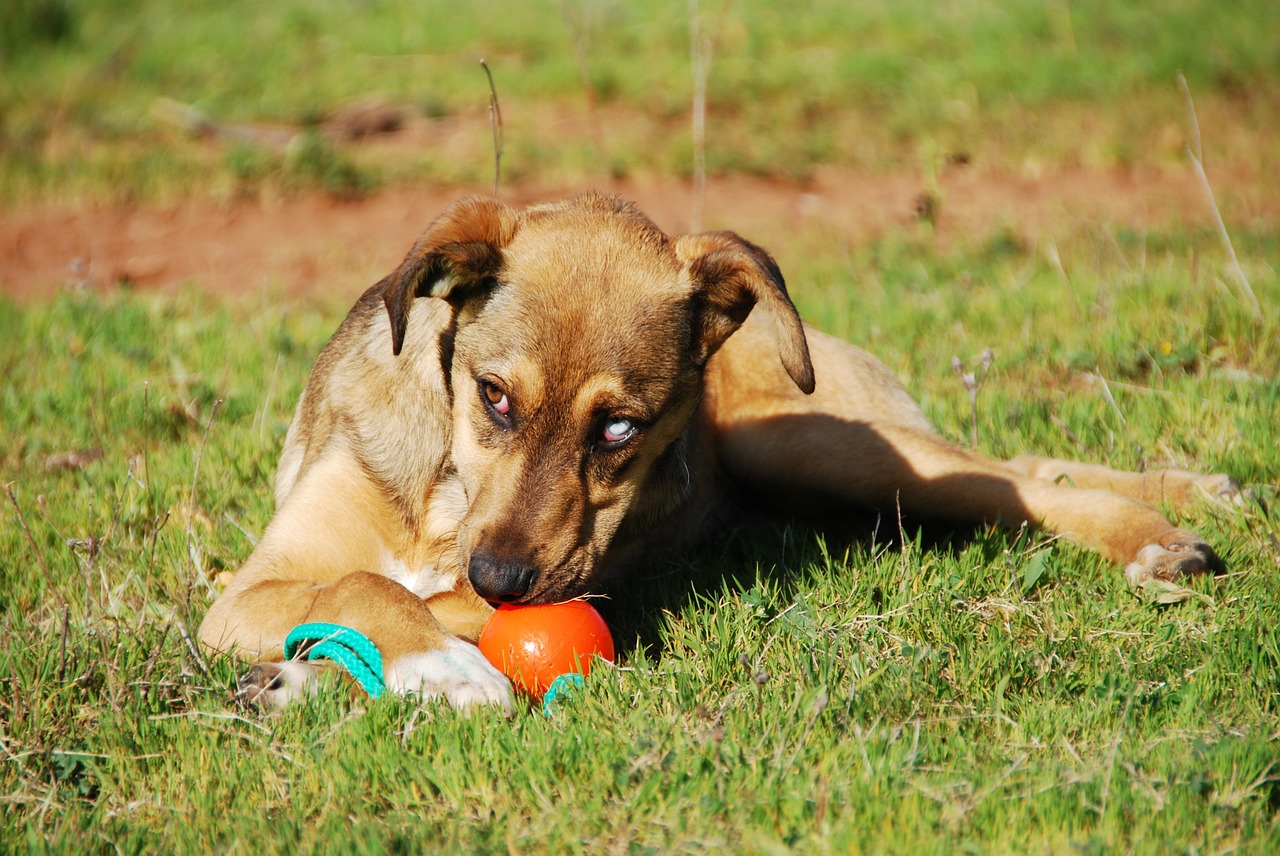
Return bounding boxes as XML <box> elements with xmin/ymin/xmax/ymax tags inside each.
<box><xmin>600</xmin><ymin>417</ymin><xmax>637</xmax><ymax>448</ymax></box>
<box><xmin>480</xmin><ymin>381</ymin><xmax>512</xmax><ymax>423</ymax></box>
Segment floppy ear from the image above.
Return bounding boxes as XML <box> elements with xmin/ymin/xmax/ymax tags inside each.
<box><xmin>675</xmin><ymin>231</ymin><xmax>816</xmax><ymax>394</ymax></box>
<box><xmin>380</xmin><ymin>196</ymin><xmax>518</xmax><ymax>355</ymax></box>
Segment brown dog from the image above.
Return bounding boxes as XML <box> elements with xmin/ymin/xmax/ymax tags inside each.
<box><xmin>199</xmin><ymin>193</ymin><xmax>1236</xmax><ymax>711</ymax></box>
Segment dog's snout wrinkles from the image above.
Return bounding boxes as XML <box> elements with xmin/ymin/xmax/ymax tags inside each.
<box><xmin>468</xmin><ymin>554</ymin><xmax>536</xmax><ymax>603</ymax></box>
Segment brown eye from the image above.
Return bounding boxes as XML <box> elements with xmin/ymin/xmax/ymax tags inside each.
<box><xmin>480</xmin><ymin>381</ymin><xmax>512</xmax><ymax>424</ymax></box>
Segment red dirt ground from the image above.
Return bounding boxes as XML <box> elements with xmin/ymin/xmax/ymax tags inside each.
<box><xmin>1</xmin><ymin>163</ymin><xmax>1273</xmax><ymax>301</ymax></box>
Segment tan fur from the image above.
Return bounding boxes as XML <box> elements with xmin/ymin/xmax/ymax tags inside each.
<box><xmin>200</xmin><ymin>193</ymin><xmax>1234</xmax><ymax>710</ymax></box>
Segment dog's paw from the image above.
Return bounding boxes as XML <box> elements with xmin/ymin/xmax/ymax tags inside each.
<box><xmin>1192</xmin><ymin>473</ymin><xmax>1244</xmax><ymax>505</ymax></box>
<box><xmin>1124</xmin><ymin>529</ymin><xmax>1225</xmax><ymax>589</ymax></box>
<box><xmin>385</xmin><ymin>638</ymin><xmax>516</xmax><ymax>715</ymax></box>
<box><xmin>236</xmin><ymin>660</ymin><xmax>321</xmax><ymax>710</ymax></box>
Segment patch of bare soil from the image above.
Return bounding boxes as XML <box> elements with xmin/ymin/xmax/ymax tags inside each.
<box><xmin>1</xmin><ymin>163</ymin><xmax>1272</xmax><ymax>301</ymax></box>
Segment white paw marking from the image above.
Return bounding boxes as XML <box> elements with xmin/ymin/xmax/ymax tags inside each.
<box><xmin>1124</xmin><ymin>536</ymin><xmax>1215</xmax><ymax>588</ymax></box>
<box><xmin>1195</xmin><ymin>474</ymin><xmax>1243</xmax><ymax>505</ymax></box>
<box><xmin>1124</xmin><ymin>544</ymin><xmax>1170</xmax><ymax>588</ymax></box>
<box><xmin>385</xmin><ymin>638</ymin><xmax>515</xmax><ymax>714</ymax></box>
<box><xmin>242</xmin><ymin>660</ymin><xmax>322</xmax><ymax>711</ymax></box>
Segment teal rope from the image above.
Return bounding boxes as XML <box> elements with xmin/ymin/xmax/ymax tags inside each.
<box><xmin>542</xmin><ymin>672</ymin><xmax>585</xmax><ymax>716</ymax></box>
<box><xmin>284</xmin><ymin>623</ymin><xmax>386</xmax><ymax>699</ymax></box>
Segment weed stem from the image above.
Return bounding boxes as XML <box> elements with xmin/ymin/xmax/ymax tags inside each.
<box><xmin>480</xmin><ymin>59</ymin><xmax>504</xmax><ymax>198</ymax></box>
<box><xmin>1177</xmin><ymin>72</ymin><xmax>1261</xmax><ymax>321</ymax></box>
<box><xmin>5</xmin><ymin>482</ymin><xmax>67</xmax><ymax>611</ymax></box>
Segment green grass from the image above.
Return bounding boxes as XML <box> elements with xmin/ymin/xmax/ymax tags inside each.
<box><xmin>4</xmin><ymin>0</ymin><xmax>1280</xmax><ymax>849</ymax></box>
<box><xmin>3</xmin><ymin>224</ymin><xmax>1278</xmax><ymax>851</ymax></box>
<box><xmin>2</xmin><ymin>0</ymin><xmax>1279</xmax><ymax>201</ymax></box>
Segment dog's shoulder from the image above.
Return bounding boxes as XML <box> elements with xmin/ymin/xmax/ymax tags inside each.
<box><xmin>276</xmin><ymin>285</ymin><xmax>457</xmax><ymax>516</ymax></box>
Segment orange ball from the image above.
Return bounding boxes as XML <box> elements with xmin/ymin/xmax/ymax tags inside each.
<box><xmin>478</xmin><ymin>600</ymin><xmax>615</xmax><ymax>697</ymax></box>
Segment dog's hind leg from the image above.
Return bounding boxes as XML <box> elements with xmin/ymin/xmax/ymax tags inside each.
<box><xmin>717</xmin><ymin>415</ymin><xmax>1225</xmax><ymax>585</ymax></box>
<box><xmin>1002</xmin><ymin>455</ymin><xmax>1243</xmax><ymax>513</ymax></box>
<box><xmin>706</xmin><ymin>319</ymin><xmax>1225</xmax><ymax>585</ymax></box>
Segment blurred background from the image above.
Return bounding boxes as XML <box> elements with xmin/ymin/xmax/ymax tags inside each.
<box><xmin>1</xmin><ymin>0</ymin><xmax>1276</xmax><ymax>300</ymax></box>
<box><xmin>2</xmin><ymin>0</ymin><xmax>1276</xmax><ymax>201</ymax></box>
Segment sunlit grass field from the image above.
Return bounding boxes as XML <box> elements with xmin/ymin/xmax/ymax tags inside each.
<box><xmin>4</xmin><ymin>225</ymin><xmax>1278</xmax><ymax>851</ymax></box>
<box><xmin>3</xmin><ymin>0</ymin><xmax>1280</xmax><ymax>852</ymax></box>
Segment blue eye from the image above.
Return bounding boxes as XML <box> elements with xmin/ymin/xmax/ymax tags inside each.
<box><xmin>601</xmin><ymin>417</ymin><xmax>636</xmax><ymax>447</ymax></box>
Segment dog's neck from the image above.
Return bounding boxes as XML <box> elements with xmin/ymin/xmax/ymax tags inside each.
<box><xmin>602</xmin><ymin>422</ymin><xmax>720</xmax><ymax>569</ymax></box>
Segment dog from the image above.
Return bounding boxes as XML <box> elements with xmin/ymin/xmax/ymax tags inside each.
<box><xmin>199</xmin><ymin>192</ymin><xmax>1237</xmax><ymax>712</ymax></box>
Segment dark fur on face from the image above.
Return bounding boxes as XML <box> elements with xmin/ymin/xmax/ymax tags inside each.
<box><xmin>372</xmin><ymin>193</ymin><xmax>811</xmax><ymax>602</ymax></box>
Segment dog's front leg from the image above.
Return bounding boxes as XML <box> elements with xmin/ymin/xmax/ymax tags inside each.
<box><xmin>203</xmin><ymin>570</ymin><xmax>513</xmax><ymax>712</ymax></box>
<box><xmin>199</xmin><ymin>452</ymin><xmax>513</xmax><ymax>713</ymax></box>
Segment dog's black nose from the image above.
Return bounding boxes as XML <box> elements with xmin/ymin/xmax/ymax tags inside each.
<box><xmin>468</xmin><ymin>554</ymin><xmax>536</xmax><ymax>603</ymax></box>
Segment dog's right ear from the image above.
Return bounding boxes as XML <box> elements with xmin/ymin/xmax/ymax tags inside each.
<box><xmin>380</xmin><ymin>196</ymin><xmax>517</xmax><ymax>355</ymax></box>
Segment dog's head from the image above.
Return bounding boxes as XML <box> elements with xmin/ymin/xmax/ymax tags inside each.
<box><xmin>377</xmin><ymin>193</ymin><xmax>813</xmax><ymax>603</ymax></box>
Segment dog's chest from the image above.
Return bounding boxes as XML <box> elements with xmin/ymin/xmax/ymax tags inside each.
<box><xmin>380</xmin><ymin>475</ymin><xmax>468</xmax><ymax>599</ymax></box>
<box><xmin>383</xmin><ymin>554</ymin><xmax>458</xmax><ymax>600</ymax></box>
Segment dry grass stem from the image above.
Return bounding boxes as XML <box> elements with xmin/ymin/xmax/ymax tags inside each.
<box><xmin>1177</xmin><ymin>72</ymin><xmax>1261</xmax><ymax>321</ymax></box>
<box><xmin>481</xmin><ymin>59</ymin><xmax>505</xmax><ymax>198</ymax></box>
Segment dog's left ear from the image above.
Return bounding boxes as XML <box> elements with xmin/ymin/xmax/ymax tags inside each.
<box><xmin>676</xmin><ymin>231</ymin><xmax>816</xmax><ymax>394</ymax></box>
<box><xmin>380</xmin><ymin>196</ymin><xmax>518</xmax><ymax>355</ymax></box>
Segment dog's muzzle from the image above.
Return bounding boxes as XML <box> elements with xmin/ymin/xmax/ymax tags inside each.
<box><xmin>468</xmin><ymin>554</ymin><xmax>536</xmax><ymax>604</ymax></box>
